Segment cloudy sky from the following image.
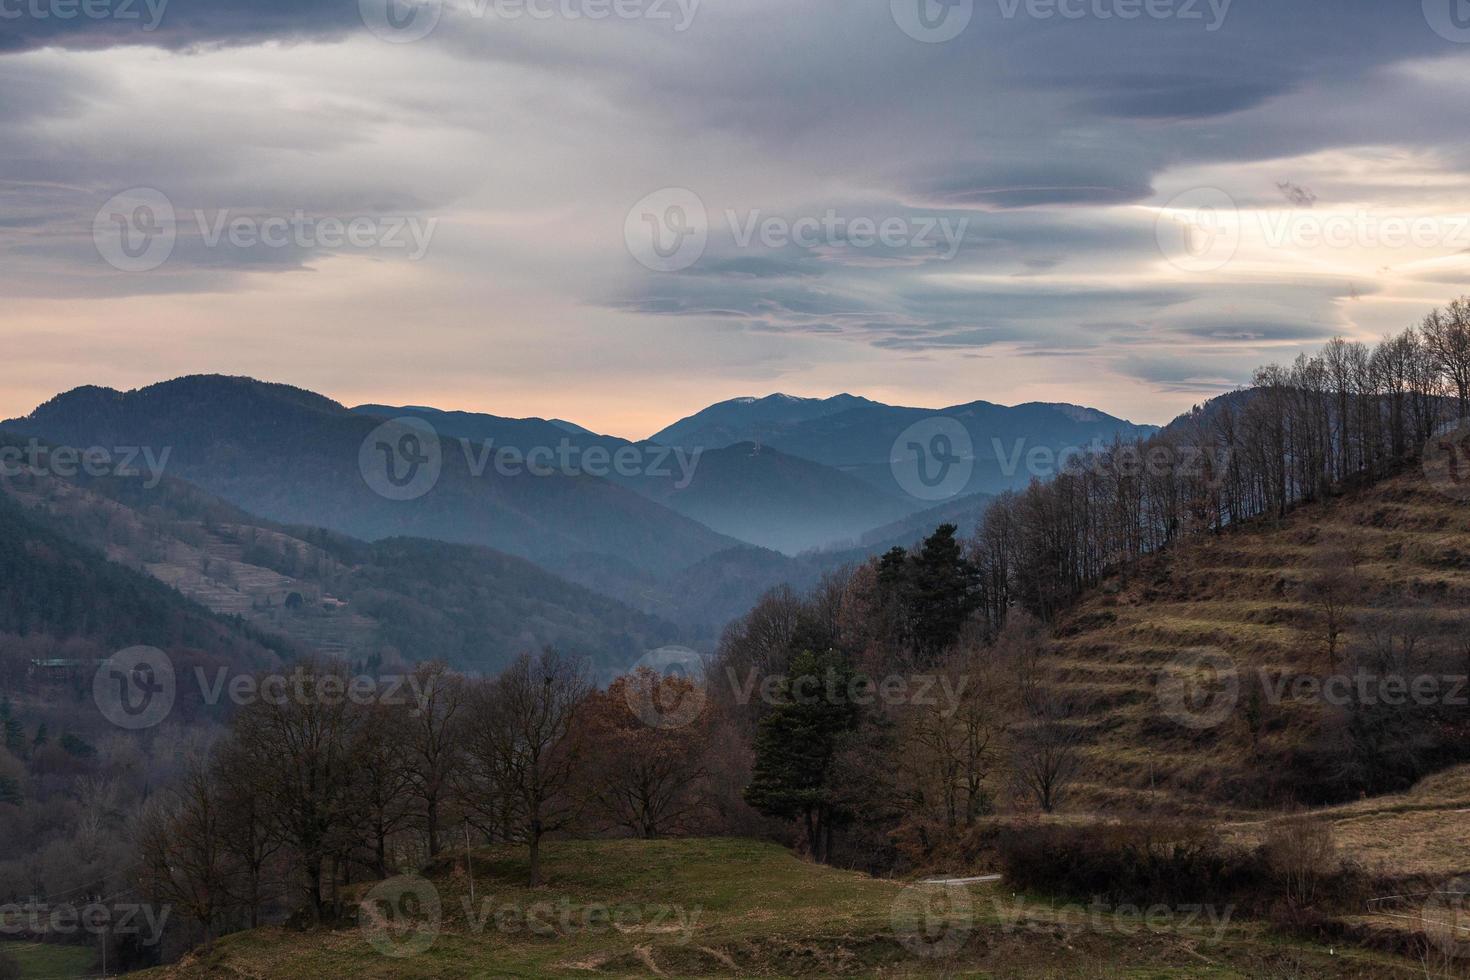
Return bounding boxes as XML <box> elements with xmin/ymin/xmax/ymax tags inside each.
<box><xmin>4</xmin><ymin>0</ymin><xmax>1470</xmax><ymax>437</ymax></box>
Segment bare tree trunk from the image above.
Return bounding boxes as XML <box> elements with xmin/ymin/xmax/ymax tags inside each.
<box><xmin>307</xmin><ymin>859</ymin><xmax>324</xmax><ymax>924</ymax></box>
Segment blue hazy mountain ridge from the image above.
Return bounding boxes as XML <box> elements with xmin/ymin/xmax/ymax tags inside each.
<box><xmin>6</xmin><ymin>377</ymin><xmax>1167</xmax><ymax>643</ymax></box>
<box><xmin>651</xmin><ymin>393</ymin><xmax>1161</xmax><ymax>497</ymax></box>
<box><xmin>5</xmin><ymin>377</ymin><xmax>740</xmax><ymax>580</ymax></box>
<box><xmin>0</xmin><ymin>429</ymin><xmax>678</xmax><ymax>673</ymax></box>
<box><xmin>350</xmin><ymin>404</ymin><xmax>926</xmax><ymax>555</ymax></box>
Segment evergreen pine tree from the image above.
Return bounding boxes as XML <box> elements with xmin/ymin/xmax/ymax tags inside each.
<box><xmin>3</xmin><ymin>716</ymin><xmax>23</xmax><ymax>757</ymax></box>
<box><xmin>0</xmin><ymin>775</ymin><xmax>20</xmax><ymax>807</ymax></box>
<box><xmin>743</xmin><ymin>648</ymin><xmax>862</xmax><ymax>862</ymax></box>
<box><xmin>910</xmin><ymin>523</ymin><xmax>981</xmax><ymax>659</ymax></box>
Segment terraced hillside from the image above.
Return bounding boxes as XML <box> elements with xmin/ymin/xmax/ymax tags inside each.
<box><xmin>1044</xmin><ymin>463</ymin><xmax>1470</xmax><ymax>816</ymax></box>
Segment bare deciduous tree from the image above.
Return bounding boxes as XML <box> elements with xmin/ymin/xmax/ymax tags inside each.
<box><xmin>1301</xmin><ymin>544</ymin><xmax>1357</xmax><ymax>667</ymax></box>
<box><xmin>137</xmin><ymin>760</ymin><xmax>229</xmax><ymax>943</ymax></box>
<box><xmin>578</xmin><ymin>670</ymin><xmax>710</xmax><ymax>838</ymax></box>
<box><xmin>403</xmin><ymin>661</ymin><xmax>466</xmax><ymax>858</ymax></box>
<box><xmin>212</xmin><ymin>738</ymin><xmax>283</xmax><ymax>927</ymax></box>
<box><xmin>229</xmin><ymin>661</ymin><xmax>360</xmax><ymax>920</ymax></box>
<box><xmin>460</xmin><ymin>648</ymin><xmax>590</xmax><ymax>886</ymax></box>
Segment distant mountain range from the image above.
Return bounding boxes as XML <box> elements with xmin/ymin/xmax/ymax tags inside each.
<box><xmin>3</xmin><ymin>376</ymin><xmax>1162</xmax><ymax>647</ymax></box>
<box><xmin>353</xmin><ymin>404</ymin><xmax>923</xmax><ymax>555</ymax></box>
<box><xmin>5</xmin><ymin>378</ymin><xmax>738</xmax><ymax>579</ymax></box>
<box><xmin>651</xmin><ymin>393</ymin><xmax>1160</xmax><ymax>497</ymax></box>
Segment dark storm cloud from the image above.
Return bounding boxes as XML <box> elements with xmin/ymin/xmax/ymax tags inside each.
<box><xmin>1119</xmin><ymin>352</ymin><xmax>1263</xmax><ymax>393</ymax></box>
<box><xmin>4</xmin><ymin>0</ymin><xmax>1470</xmax><ymax>418</ymax></box>
<box><xmin>1077</xmin><ymin>76</ymin><xmax>1280</xmax><ymax>120</ymax></box>
<box><xmin>0</xmin><ymin>0</ymin><xmax>360</xmax><ymax>53</ymax></box>
<box><xmin>914</xmin><ymin>164</ymin><xmax>1153</xmax><ymax>209</ymax></box>
<box><xmin>1168</xmin><ymin>317</ymin><xmax>1340</xmax><ymax>343</ymax></box>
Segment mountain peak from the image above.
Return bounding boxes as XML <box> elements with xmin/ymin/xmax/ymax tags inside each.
<box><xmin>26</xmin><ymin>375</ymin><xmax>349</xmax><ymax>420</ymax></box>
<box><xmin>652</xmin><ymin>392</ymin><xmax>874</xmax><ymax>446</ymax></box>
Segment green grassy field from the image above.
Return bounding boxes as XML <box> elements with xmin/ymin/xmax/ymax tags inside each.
<box><xmin>0</xmin><ymin>940</ymin><xmax>97</xmax><ymax>979</ymax></box>
<box><xmin>138</xmin><ymin>838</ymin><xmax>1430</xmax><ymax>979</ymax></box>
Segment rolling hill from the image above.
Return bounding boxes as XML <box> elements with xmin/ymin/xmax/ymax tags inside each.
<box><xmin>353</xmin><ymin>404</ymin><xmax>926</xmax><ymax>555</ymax></box>
<box><xmin>4</xmin><ymin>377</ymin><xmax>740</xmax><ymax>583</ymax></box>
<box><xmin>652</xmin><ymin>394</ymin><xmax>1160</xmax><ymax>497</ymax></box>
<box><xmin>0</xmin><ymin>434</ymin><xmax>679</xmax><ymax>674</ymax></box>
<box><xmin>0</xmin><ymin>479</ymin><xmax>287</xmax><ymax>668</ymax></box>
<box><xmin>135</xmin><ymin>838</ymin><xmax>1403</xmax><ymax>979</ymax></box>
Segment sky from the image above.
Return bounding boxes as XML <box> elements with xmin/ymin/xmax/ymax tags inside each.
<box><xmin>4</xmin><ymin>0</ymin><xmax>1470</xmax><ymax>439</ymax></box>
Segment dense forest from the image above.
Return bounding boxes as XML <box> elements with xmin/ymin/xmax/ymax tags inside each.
<box><xmin>968</xmin><ymin>305</ymin><xmax>1470</xmax><ymax>626</ymax></box>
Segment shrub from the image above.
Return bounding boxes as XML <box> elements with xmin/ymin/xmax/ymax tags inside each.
<box><xmin>995</xmin><ymin>817</ymin><xmax>1370</xmax><ymax>920</ymax></box>
<box><xmin>1259</xmin><ymin>817</ymin><xmax>1335</xmax><ymax>909</ymax></box>
<box><xmin>995</xmin><ymin>819</ymin><xmax>1264</xmax><ymax>907</ymax></box>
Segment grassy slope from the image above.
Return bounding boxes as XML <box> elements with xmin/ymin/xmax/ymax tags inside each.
<box><xmin>1</xmin><ymin>939</ymin><xmax>97</xmax><ymax>978</ymax></box>
<box><xmin>139</xmin><ymin>839</ymin><xmax>1417</xmax><ymax>979</ymax></box>
<box><xmin>1029</xmin><ymin>466</ymin><xmax>1470</xmax><ymax>949</ymax></box>
<box><xmin>1045</xmin><ymin>467</ymin><xmax>1470</xmax><ymax>819</ymax></box>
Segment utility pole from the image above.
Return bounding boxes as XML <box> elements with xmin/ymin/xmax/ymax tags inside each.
<box><xmin>464</xmin><ymin>822</ymin><xmax>475</xmax><ymax>906</ymax></box>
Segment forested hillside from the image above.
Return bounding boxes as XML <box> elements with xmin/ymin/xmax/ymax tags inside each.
<box><xmin>5</xmin><ymin>376</ymin><xmax>741</xmax><ymax>581</ymax></box>
<box><xmin>0</xmin><ymin>438</ymin><xmax>679</xmax><ymax>674</ymax></box>
<box><xmin>0</xmin><ymin>485</ymin><xmax>288</xmax><ymax>672</ymax></box>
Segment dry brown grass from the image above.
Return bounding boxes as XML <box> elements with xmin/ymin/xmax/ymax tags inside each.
<box><xmin>1037</xmin><ymin>468</ymin><xmax>1470</xmax><ymax>881</ymax></box>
